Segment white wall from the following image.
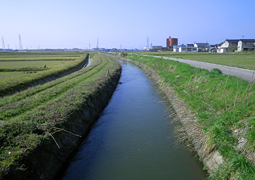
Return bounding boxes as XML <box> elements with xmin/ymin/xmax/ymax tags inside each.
<box><xmin>237</xmin><ymin>41</ymin><xmax>242</xmax><ymax>52</ymax></box>
<box><xmin>220</xmin><ymin>41</ymin><xmax>229</xmax><ymax>48</ymax></box>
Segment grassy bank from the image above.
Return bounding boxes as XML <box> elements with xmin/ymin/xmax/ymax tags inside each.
<box><xmin>125</xmin><ymin>54</ymin><xmax>255</xmax><ymax>179</ymax></box>
<box><xmin>133</xmin><ymin>52</ymin><xmax>255</xmax><ymax>70</ymax></box>
<box><xmin>0</xmin><ymin>54</ymin><xmax>121</xmax><ymax>177</ymax></box>
<box><xmin>0</xmin><ymin>52</ymin><xmax>88</xmax><ymax>96</ymax></box>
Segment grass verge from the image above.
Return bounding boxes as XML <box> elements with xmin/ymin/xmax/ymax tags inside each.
<box><xmin>133</xmin><ymin>52</ymin><xmax>255</xmax><ymax>70</ymax></box>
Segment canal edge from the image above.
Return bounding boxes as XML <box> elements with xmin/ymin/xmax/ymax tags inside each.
<box><xmin>1</xmin><ymin>59</ymin><xmax>122</xmax><ymax>180</ymax></box>
<box><xmin>115</xmin><ymin>55</ymin><xmax>223</xmax><ymax>176</ymax></box>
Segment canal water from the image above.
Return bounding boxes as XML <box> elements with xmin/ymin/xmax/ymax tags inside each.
<box><xmin>61</xmin><ymin>60</ymin><xmax>207</xmax><ymax>180</ymax></box>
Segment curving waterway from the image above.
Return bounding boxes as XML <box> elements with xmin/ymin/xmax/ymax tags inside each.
<box><xmin>60</xmin><ymin>58</ymin><xmax>207</xmax><ymax>180</ymax></box>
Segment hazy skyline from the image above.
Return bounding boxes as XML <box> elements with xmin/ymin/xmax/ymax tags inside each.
<box><xmin>1</xmin><ymin>0</ymin><xmax>255</xmax><ymax>49</ymax></box>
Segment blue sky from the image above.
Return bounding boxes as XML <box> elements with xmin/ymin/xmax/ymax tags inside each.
<box><xmin>1</xmin><ymin>0</ymin><xmax>255</xmax><ymax>49</ymax></box>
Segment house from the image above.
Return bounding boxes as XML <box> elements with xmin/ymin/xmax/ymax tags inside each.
<box><xmin>217</xmin><ymin>39</ymin><xmax>239</xmax><ymax>53</ymax></box>
<box><xmin>237</xmin><ymin>39</ymin><xmax>255</xmax><ymax>52</ymax></box>
<box><xmin>194</xmin><ymin>43</ymin><xmax>209</xmax><ymax>52</ymax></box>
<box><xmin>208</xmin><ymin>45</ymin><xmax>217</xmax><ymax>53</ymax></box>
<box><xmin>173</xmin><ymin>45</ymin><xmax>180</xmax><ymax>52</ymax></box>
<box><xmin>217</xmin><ymin>39</ymin><xmax>255</xmax><ymax>53</ymax></box>
<box><xmin>173</xmin><ymin>44</ymin><xmax>196</xmax><ymax>52</ymax></box>
<box><xmin>180</xmin><ymin>44</ymin><xmax>197</xmax><ymax>52</ymax></box>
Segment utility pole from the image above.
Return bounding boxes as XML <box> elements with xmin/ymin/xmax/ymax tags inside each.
<box><xmin>147</xmin><ymin>36</ymin><xmax>149</xmax><ymax>49</ymax></box>
<box><xmin>97</xmin><ymin>38</ymin><xmax>99</xmax><ymax>50</ymax></box>
<box><xmin>2</xmin><ymin>37</ymin><xmax>5</xmax><ymax>50</ymax></box>
<box><xmin>19</xmin><ymin>34</ymin><xmax>23</xmax><ymax>50</ymax></box>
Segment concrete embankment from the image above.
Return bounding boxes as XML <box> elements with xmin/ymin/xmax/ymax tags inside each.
<box><xmin>115</xmin><ymin>56</ymin><xmax>222</xmax><ymax>175</ymax></box>
<box><xmin>1</xmin><ymin>61</ymin><xmax>122</xmax><ymax>180</ymax></box>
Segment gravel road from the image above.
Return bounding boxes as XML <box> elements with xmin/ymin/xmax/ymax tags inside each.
<box><xmin>151</xmin><ymin>55</ymin><xmax>255</xmax><ymax>82</ymax></box>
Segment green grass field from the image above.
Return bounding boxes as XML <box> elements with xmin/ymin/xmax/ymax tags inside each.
<box><xmin>0</xmin><ymin>52</ymin><xmax>88</xmax><ymax>96</ymax></box>
<box><xmin>0</xmin><ymin>61</ymin><xmax>71</xmax><ymax>69</ymax></box>
<box><xmin>0</xmin><ymin>52</ymin><xmax>81</xmax><ymax>60</ymax></box>
<box><xmin>0</xmin><ymin>53</ymin><xmax>121</xmax><ymax>176</ymax></box>
<box><xmin>133</xmin><ymin>52</ymin><xmax>255</xmax><ymax>70</ymax></box>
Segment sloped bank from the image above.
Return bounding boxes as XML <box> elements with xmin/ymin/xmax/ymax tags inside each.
<box><xmin>118</xmin><ymin>54</ymin><xmax>255</xmax><ymax>179</ymax></box>
<box><xmin>1</xmin><ymin>56</ymin><xmax>121</xmax><ymax>180</ymax></box>
<box><xmin>112</xmin><ymin>55</ymin><xmax>221</xmax><ymax>173</ymax></box>
<box><xmin>123</xmin><ymin>59</ymin><xmax>223</xmax><ymax>172</ymax></box>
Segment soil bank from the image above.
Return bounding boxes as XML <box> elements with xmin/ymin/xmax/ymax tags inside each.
<box><xmin>1</xmin><ymin>60</ymin><xmax>122</xmax><ymax>180</ymax></box>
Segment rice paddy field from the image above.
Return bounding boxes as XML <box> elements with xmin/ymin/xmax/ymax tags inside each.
<box><xmin>0</xmin><ymin>53</ymin><xmax>121</xmax><ymax>177</ymax></box>
<box><xmin>0</xmin><ymin>52</ymin><xmax>88</xmax><ymax>96</ymax></box>
<box><xmin>133</xmin><ymin>52</ymin><xmax>255</xmax><ymax>70</ymax></box>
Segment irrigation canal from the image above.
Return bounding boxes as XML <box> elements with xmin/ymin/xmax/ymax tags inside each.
<box><xmin>60</xmin><ymin>58</ymin><xmax>207</xmax><ymax>180</ymax></box>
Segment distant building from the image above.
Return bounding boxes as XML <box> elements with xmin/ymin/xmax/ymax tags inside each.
<box><xmin>166</xmin><ymin>36</ymin><xmax>178</xmax><ymax>47</ymax></box>
<box><xmin>194</xmin><ymin>43</ymin><xmax>209</xmax><ymax>52</ymax></box>
<box><xmin>173</xmin><ymin>44</ymin><xmax>196</xmax><ymax>52</ymax></box>
<box><xmin>217</xmin><ymin>39</ymin><xmax>255</xmax><ymax>53</ymax></box>
<box><xmin>237</xmin><ymin>39</ymin><xmax>255</xmax><ymax>52</ymax></box>
<box><xmin>173</xmin><ymin>43</ymin><xmax>208</xmax><ymax>52</ymax></box>
<box><xmin>152</xmin><ymin>46</ymin><xmax>162</xmax><ymax>50</ymax></box>
<box><xmin>208</xmin><ymin>45</ymin><xmax>217</xmax><ymax>53</ymax></box>
<box><xmin>217</xmin><ymin>39</ymin><xmax>239</xmax><ymax>53</ymax></box>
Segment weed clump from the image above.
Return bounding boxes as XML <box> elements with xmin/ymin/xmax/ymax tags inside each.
<box><xmin>120</xmin><ymin>52</ymin><xmax>128</xmax><ymax>57</ymax></box>
<box><xmin>209</xmin><ymin>68</ymin><xmax>222</xmax><ymax>77</ymax></box>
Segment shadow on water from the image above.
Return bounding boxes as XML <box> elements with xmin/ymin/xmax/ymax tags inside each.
<box><xmin>60</xmin><ymin>59</ymin><xmax>208</xmax><ymax>180</ymax></box>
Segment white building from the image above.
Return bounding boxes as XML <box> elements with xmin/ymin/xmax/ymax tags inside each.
<box><xmin>173</xmin><ymin>44</ymin><xmax>202</xmax><ymax>52</ymax></box>
<box><xmin>217</xmin><ymin>39</ymin><xmax>239</xmax><ymax>53</ymax></box>
<box><xmin>194</xmin><ymin>43</ymin><xmax>209</xmax><ymax>52</ymax></box>
<box><xmin>216</xmin><ymin>39</ymin><xmax>255</xmax><ymax>53</ymax></box>
<box><xmin>173</xmin><ymin>45</ymin><xmax>180</xmax><ymax>52</ymax></box>
<box><xmin>237</xmin><ymin>39</ymin><xmax>255</xmax><ymax>52</ymax></box>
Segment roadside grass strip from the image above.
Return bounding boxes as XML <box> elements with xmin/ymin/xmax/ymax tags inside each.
<box><xmin>0</xmin><ymin>54</ymin><xmax>88</xmax><ymax>95</ymax></box>
<box><xmin>133</xmin><ymin>52</ymin><xmax>255</xmax><ymax>70</ymax></box>
<box><xmin>0</xmin><ymin>54</ymin><xmax>120</xmax><ymax>176</ymax></box>
<box><xmin>127</xmin><ymin>54</ymin><xmax>255</xmax><ymax>179</ymax></box>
